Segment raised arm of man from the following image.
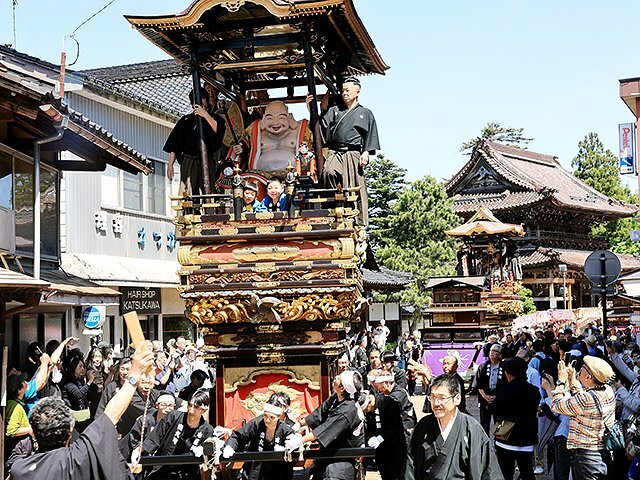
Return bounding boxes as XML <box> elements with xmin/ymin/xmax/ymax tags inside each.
<box><xmin>104</xmin><ymin>349</ymin><xmax>154</xmax><ymax>426</ymax></box>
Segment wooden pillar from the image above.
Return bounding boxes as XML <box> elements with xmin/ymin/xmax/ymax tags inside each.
<box><xmin>189</xmin><ymin>47</ymin><xmax>212</xmax><ymax>195</ymax></box>
<box><xmin>302</xmin><ymin>31</ymin><xmax>324</xmax><ymax>175</ymax></box>
<box><xmin>567</xmin><ymin>282</ymin><xmax>573</xmax><ymax>309</ymax></box>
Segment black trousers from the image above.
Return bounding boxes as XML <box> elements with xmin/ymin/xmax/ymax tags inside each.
<box><xmin>479</xmin><ymin>402</ymin><xmax>494</xmax><ymax>434</ymax></box>
<box><xmin>495</xmin><ymin>445</ymin><xmax>535</xmax><ymax>480</ymax></box>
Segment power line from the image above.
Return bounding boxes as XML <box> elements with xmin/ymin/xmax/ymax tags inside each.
<box><xmin>64</xmin><ymin>0</ymin><xmax>118</xmax><ymax>67</ymax></box>
<box><xmin>71</xmin><ymin>0</ymin><xmax>118</xmax><ymax>36</ymax></box>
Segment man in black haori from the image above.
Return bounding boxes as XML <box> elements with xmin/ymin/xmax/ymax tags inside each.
<box><xmin>405</xmin><ymin>374</ymin><xmax>503</xmax><ymax>480</ymax></box>
<box><xmin>141</xmin><ymin>389</ymin><xmax>215</xmax><ymax>479</ymax></box>
<box><xmin>222</xmin><ymin>394</ymin><xmax>299</xmax><ymax>480</ymax></box>
<box><xmin>301</xmin><ymin>370</ymin><xmax>366</xmax><ymax>480</ymax></box>
<box><xmin>311</xmin><ymin>76</ymin><xmax>380</xmax><ymax>225</ymax></box>
<box><xmin>164</xmin><ymin>87</ymin><xmax>225</xmax><ymax>195</ymax></box>
<box><xmin>368</xmin><ymin>371</ymin><xmax>409</xmax><ymax>480</ymax></box>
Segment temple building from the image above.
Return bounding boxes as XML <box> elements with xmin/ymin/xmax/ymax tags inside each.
<box><xmin>445</xmin><ymin>139</ymin><xmax>640</xmax><ymax>310</ymax></box>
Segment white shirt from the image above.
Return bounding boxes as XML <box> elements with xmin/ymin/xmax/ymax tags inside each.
<box><xmin>438</xmin><ymin>410</ymin><xmax>458</xmax><ymax>443</ymax></box>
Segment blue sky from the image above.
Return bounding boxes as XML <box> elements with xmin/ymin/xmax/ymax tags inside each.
<box><xmin>3</xmin><ymin>0</ymin><xmax>640</xmax><ymax>186</ymax></box>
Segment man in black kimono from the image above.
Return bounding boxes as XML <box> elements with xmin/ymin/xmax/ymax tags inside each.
<box><xmin>368</xmin><ymin>373</ymin><xmax>409</xmax><ymax>480</ymax></box>
<box><xmin>11</xmin><ymin>349</ymin><xmax>155</xmax><ymax>480</ymax></box>
<box><xmin>119</xmin><ymin>391</ymin><xmax>176</xmax><ymax>462</ymax></box>
<box><xmin>164</xmin><ymin>87</ymin><xmax>226</xmax><ymax>195</ymax></box>
<box><xmin>374</xmin><ymin>372</ymin><xmax>417</xmax><ymax>446</ymax></box>
<box><xmin>405</xmin><ymin>374</ymin><xmax>504</xmax><ymax>480</ymax></box>
<box><xmin>115</xmin><ymin>373</ymin><xmax>160</xmax><ymax>437</ymax></box>
<box><xmin>312</xmin><ymin>77</ymin><xmax>380</xmax><ymax>225</ymax></box>
<box><xmin>222</xmin><ymin>398</ymin><xmax>297</xmax><ymax>480</ymax></box>
<box><xmin>142</xmin><ymin>389</ymin><xmax>214</xmax><ymax>479</ymax></box>
<box><xmin>301</xmin><ymin>370</ymin><xmax>366</xmax><ymax>480</ymax></box>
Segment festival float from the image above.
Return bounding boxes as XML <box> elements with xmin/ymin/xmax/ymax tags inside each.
<box><xmin>421</xmin><ymin>207</ymin><xmax>526</xmax><ymax>375</ymax></box>
<box><xmin>126</xmin><ymin>0</ymin><xmax>388</xmax><ymax>428</ymax></box>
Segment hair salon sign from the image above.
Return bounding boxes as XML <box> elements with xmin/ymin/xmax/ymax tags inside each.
<box><xmin>120</xmin><ymin>287</ymin><xmax>162</xmax><ymax>314</ymax></box>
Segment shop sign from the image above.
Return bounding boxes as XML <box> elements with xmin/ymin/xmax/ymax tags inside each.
<box><xmin>631</xmin><ymin>313</ymin><xmax>640</xmax><ymax>326</ymax></box>
<box><xmin>120</xmin><ymin>287</ymin><xmax>162</xmax><ymax>314</ymax></box>
<box><xmin>619</xmin><ymin>123</ymin><xmax>636</xmax><ymax>175</ymax></box>
<box><xmin>82</xmin><ymin>305</ymin><xmax>106</xmax><ymax>330</ymax></box>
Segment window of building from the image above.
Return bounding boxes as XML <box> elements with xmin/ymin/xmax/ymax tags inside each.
<box><xmin>0</xmin><ymin>149</ymin><xmax>12</xmax><ymax>209</ymax></box>
<box><xmin>147</xmin><ymin>160</ymin><xmax>166</xmax><ymax>215</ymax></box>
<box><xmin>162</xmin><ymin>316</ymin><xmax>193</xmax><ymax>345</ymax></box>
<box><xmin>1</xmin><ymin>144</ymin><xmax>59</xmax><ymax>259</ymax></box>
<box><xmin>123</xmin><ymin>171</ymin><xmax>143</xmax><ymax>211</ymax></box>
<box><xmin>101</xmin><ymin>164</ymin><xmax>120</xmax><ymax>207</ymax></box>
<box><xmin>40</xmin><ymin>170</ymin><xmax>59</xmax><ymax>258</ymax></box>
<box><xmin>104</xmin><ymin>159</ymin><xmax>169</xmax><ymax>216</ymax></box>
<box><xmin>14</xmin><ymin>155</ymin><xmax>34</xmax><ymax>254</ymax></box>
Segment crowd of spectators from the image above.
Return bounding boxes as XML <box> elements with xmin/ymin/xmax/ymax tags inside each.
<box><xmin>7</xmin><ymin>321</ymin><xmax>640</xmax><ymax>480</ymax></box>
<box><xmin>4</xmin><ymin>335</ymin><xmax>218</xmax><ymax>478</ymax></box>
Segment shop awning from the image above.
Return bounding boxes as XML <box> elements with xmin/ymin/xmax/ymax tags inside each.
<box><xmin>39</xmin><ymin>269</ymin><xmax>120</xmax><ymax>306</ymax></box>
<box><xmin>0</xmin><ymin>268</ymin><xmax>49</xmax><ymax>305</ymax></box>
<box><xmin>62</xmin><ymin>253</ymin><xmax>179</xmax><ymax>288</ymax></box>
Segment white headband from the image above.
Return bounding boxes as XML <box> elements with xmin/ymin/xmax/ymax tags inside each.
<box><xmin>340</xmin><ymin>371</ymin><xmax>357</xmax><ymax>395</ymax></box>
<box><xmin>263</xmin><ymin>403</ymin><xmax>284</xmax><ymax>416</ymax></box>
<box><xmin>373</xmin><ymin>375</ymin><xmax>394</xmax><ymax>383</ymax></box>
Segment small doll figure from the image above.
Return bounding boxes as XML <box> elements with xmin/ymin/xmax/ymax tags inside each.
<box><xmin>294</xmin><ymin>141</ymin><xmax>317</xmax><ymax>182</ymax></box>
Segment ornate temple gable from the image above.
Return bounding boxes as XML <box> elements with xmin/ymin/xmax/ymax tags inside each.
<box><xmin>447</xmin><ymin>140</ymin><xmax>638</xmax><ymax>224</ymax></box>
<box><xmin>454</xmin><ymin>160</ymin><xmax>523</xmax><ymax>195</ymax></box>
<box><xmin>447</xmin><ymin>140</ymin><xmax>535</xmax><ymax>197</ymax></box>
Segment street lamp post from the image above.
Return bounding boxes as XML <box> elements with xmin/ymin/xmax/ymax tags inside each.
<box><xmin>559</xmin><ymin>264</ymin><xmax>568</xmax><ymax>309</ymax></box>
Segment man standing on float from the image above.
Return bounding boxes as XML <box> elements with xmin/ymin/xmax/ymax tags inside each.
<box><xmin>310</xmin><ymin>77</ymin><xmax>380</xmax><ymax>225</ymax></box>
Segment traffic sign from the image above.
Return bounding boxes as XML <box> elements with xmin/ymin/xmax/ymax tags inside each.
<box><xmin>584</xmin><ymin>250</ymin><xmax>621</xmax><ymax>286</ymax></box>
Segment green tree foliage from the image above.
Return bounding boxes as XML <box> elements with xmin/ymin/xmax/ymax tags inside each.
<box><xmin>515</xmin><ymin>284</ymin><xmax>537</xmax><ymax>315</ymax></box>
<box><xmin>571</xmin><ymin>132</ymin><xmax>640</xmax><ymax>254</ymax></box>
<box><xmin>374</xmin><ymin>176</ymin><xmax>461</xmax><ymax>308</ymax></box>
<box><xmin>461</xmin><ymin>121</ymin><xmax>533</xmax><ymax>154</ymax></box>
<box><xmin>572</xmin><ymin>132</ymin><xmax>630</xmax><ymax>200</ymax></box>
<box><xmin>365</xmin><ymin>153</ymin><xmax>407</xmax><ymax>249</ymax></box>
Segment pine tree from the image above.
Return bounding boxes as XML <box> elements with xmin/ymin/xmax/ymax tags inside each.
<box><xmin>374</xmin><ymin>176</ymin><xmax>461</xmax><ymax>308</ymax></box>
<box><xmin>365</xmin><ymin>154</ymin><xmax>407</xmax><ymax>249</ymax></box>
<box><xmin>461</xmin><ymin>121</ymin><xmax>533</xmax><ymax>154</ymax></box>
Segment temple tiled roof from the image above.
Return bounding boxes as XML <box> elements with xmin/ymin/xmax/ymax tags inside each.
<box><xmin>519</xmin><ymin>246</ymin><xmax>640</xmax><ymax>271</ymax></box>
<box><xmin>80</xmin><ymin>60</ymin><xmax>191</xmax><ymax>119</ymax></box>
<box><xmin>452</xmin><ymin>191</ymin><xmax>548</xmax><ymax>214</ymax></box>
<box><xmin>362</xmin><ymin>267</ymin><xmax>412</xmax><ymax>290</ymax></box>
<box><xmin>447</xmin><ymin>140</ymin><xmax>638</xmax><ymax>219</ymax></box>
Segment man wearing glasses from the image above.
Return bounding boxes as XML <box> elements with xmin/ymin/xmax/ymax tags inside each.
<box><xmin>405</xmin><ymin>374</ymin><xmax>503</xmax><ymax>480</ymax></box>
<box><xmin>475</xmin><ymin>343</ymin><xmax>506</xmax><ymax>434</ymax></box>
